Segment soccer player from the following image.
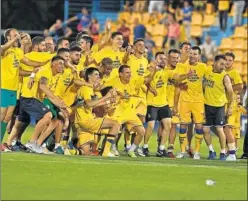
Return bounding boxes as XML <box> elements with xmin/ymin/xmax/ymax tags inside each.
<box><xmin>203</xmin><ymin>54</ymin><xmax>234</xmax><ymax>160</ymax></box>
<box><xmin>75</xmin><ymin>67</ymin><xmax>120</xmax><ymax>157</ymax></box>
<box><xmin>93</xmin><ymin>32</ymin><xmax>125</xmax><ymax>78</ymax></box>
<box><xmin>179</xmin><ymin>42</ymin><xmax>191</xmax><ymax>63</ymax></box>
<box><xmin>45</xmin><ymin>36</ymin><xmax>56</xmax><ymax>55</ymax></box>
<box><xmin>104</xmin><ymin>64</ymin><xmax>156</xmax><ymax>157</ymax></box>
<box><xmin>232</xmin><ymin>94</ymin><xmax>247</xmax><ymax>149</ymax></box>
<box><xmin>223</xmin><ymin>52</ymin><xmax>243</xmax><ymax>161</ymax></box>
<box><xmin>0</xmin><ymin>29</ymin><xmax>48</xmax><ymax>145</ymax></box>
<box><xmin>173</xmin><ymin>46</ymin><xmax>207</xmax><ymax>159</ymax></box>
<box><xmin>56</xmin><ymin>37</ymin><xmax>70</xmax><ymax>49</ymax></box>
<box><xmin>98</xmin><ymin>57</ymin><xmax>113</xmax><ymax>86</ymax></box>
<box><xmin>165</xmin><ymin>49</ymin><xmax>181</xmax><ymax>158</ymax></box>
<box><xmin>143</xmin><ymin>51</ymin><xmax>178</xmax><ymax>157</ymax></box>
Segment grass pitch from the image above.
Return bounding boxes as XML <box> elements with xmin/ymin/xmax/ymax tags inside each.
<box><xmin>1</xmin><ymin>127</ymin><xmax>247</xmax><ymax>200</ymax></box>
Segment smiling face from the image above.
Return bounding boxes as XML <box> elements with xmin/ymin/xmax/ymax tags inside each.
<box><xmin>168</xmin><ymin>52</ymin><xmax>180</xmax><ymax>68</ymax></box>
<box><xmin>89</xmin><ymin>70</ymin><xmax>101</xmax><ymax>83</ymax></box>
<box><xmin>156</xmin><ymin>53</ymin><xmax>167</xmax><ymax>68</ymax></box>
<box><xmin>134</xmin><ymin>40</ymin><xmax>145</xmax><ymax>55</ymax></box>
<box><xmin>111</xmin><ymin>34</ymin><xmax>124</xmax><ymax>49</ymax></box>
<box><xmin>52</xmin><ymin>59</ymin><xmax>65</xmax><ymax>74</ymax></box>
<box><xmin>189</xmin><ymin>49</ymin><xmax>200</xmax><ymax>65</ymax></box>
<box><xmin>7</xmin><ymin>29</ymin><xmax>19</xmax><ymax>47</ymax></box>
<box><xmin>225</xmin><ymin>55</ymin><xmax>234</xmax><ymax>70</ymax></box>
<box><xmin>214</xmin><ymin>58</ymin><xmax>226</xmax><ymax>73</ymax></box>
<box><xmin>119</xmin><ymin>67</ymin><xmax>131</xmax><ymax>83</ymax></box>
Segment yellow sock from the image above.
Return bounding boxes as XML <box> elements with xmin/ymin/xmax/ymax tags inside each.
<box><xmin>179</xmin><ymin>133</ymin><xmax>187</xmax><ymax>153</ymax></box>
<box><xmin>195</xmin><ymin>134</ymin><xmax>203</xmax><ymax>153</ymax></box>
<box><xmin>102</xmin><ymin>136</ymin><xmax>115</xmax><ymax>156</ymax></box>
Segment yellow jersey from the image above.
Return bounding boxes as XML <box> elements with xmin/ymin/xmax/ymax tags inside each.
<box><xmin>177</xmin><ymin>62</ymin><xmax>207</xmax><ymax>103</ymax></box>
<box><xmin>21</xmin><ymin>68</ymin><xmax>59</xmax><ymax>101</ymax></box>
<box><xmin>105</xmin><ymin>77</ymin><xmax>144</xmax><ymax>110</ymax></box>
<box><xmin>1</xmin><ymin>47</ymin><xmax>24</xmax><ymax>91</ymax></box>
<box><xmin>218</xmin><ymin>0</ymin><xmax>229</xmax><ymax>11</ymax></box>
<box><xmin>54</xmin><ymin>67</ymin><xmax>74</xmax><ymax>99</ymax></box>
<box><xmin>204</xmin><ymin>69</ymin><xmax>227</xmax><ymax>107</ymax></box>
<box><xmin>166</xmin><ymin>68</ymin><xmax>177</xmax><ymax>107</ymax></box>
<box><xmin>233</xmin><ymin>105</ymin><xmax>247</xmax><ymax>128</ymax></box>
<box><xmin>75</xmin><ymin>85</ymin><xmax>99</xmax><ymax>122</ymax></box>
<box><xmin>20</xmin><ymin>52</ymin><xmax>53</xmax><ymax>96</ymax></box>
<box><xmin>147</xmin><ymin>68</ymin><xmax>175</xmax><ymax>107</ymax></box>
<box><xmin>93</xmin><ymin>46</ymin><xmax>125</xmax><ymax>79</ymax></box>
<box><xmin>226</xmin><ymin>68</ymin><xmax>243</xmax><ymax>106</ymax></box>
<box><xmin>127</xmin><ymin>55</ymin><xmax>149</xmax><ymax>99</ymax></box>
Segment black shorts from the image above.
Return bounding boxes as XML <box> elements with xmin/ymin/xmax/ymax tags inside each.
<box><xmin>13</xmin><ymin>99</ymin><xmax>20</xmax><ymax>117</ymax></box>
<box><xmin>18</xmin><ymin>97</ymin><xmax>51</xmax><ymax>123</ymax></box>
<box><xmin>146</xmin><ymin>105</ymin><xmax>172</xmax><ymax>122</ymax></box>
<box><xmin>204</xmin><ymin>104</ymin><xmax>226</xmax><ymax>127</ymax></box>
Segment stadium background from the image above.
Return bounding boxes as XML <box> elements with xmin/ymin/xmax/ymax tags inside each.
<box><xmin>1</xmin><ymin>0</ymin><xmax>247</xmax><ymax>134</ymax></box>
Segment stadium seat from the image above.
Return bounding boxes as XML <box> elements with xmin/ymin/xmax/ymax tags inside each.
<box><xmin>233</xmin><ymin>50</ymin><xmax>245</xmax><ymax>62</ymax></box>
<box><xmin>118</xmin><ymin>12</ymin><xmax>131</xmax><ymax>22</ymax></box>
<box><xmin>202</xmin><ymin>14</ymin><xmax>215</xmax><ymax>27</ymax></box>
<box><xmin>146</xmin><ymin>24</ymin><xmax>153</xmax><ymax>34</ymax></box>
<box><xmin>242</xmin><ymin>51</ymin><xmax>247</xmax><ymax>63</ymax></box>
<box><xmin>206</xmin><ymin>3</ymin><xmax>213</xmax><ymax>15</ymax></box>
<box><xmin>130</xmin><ymin>12</ymin><xmax>142</xmax><ymax>24</ymax></box>
<box><xmin>190</xmin><ymin>26</ymin><xmax>203</xmax><ymax>37</ymax></box>
<box><xmin>242</xmin><ymin>74</ymin><xmax>247</xmax><ymax>83</ymax></box>
<box><xmin>151</xmin><ymin>24</ymin><xmax>166</xmax><ymax>36</ymax></box>
<box><xmin>191</xmin><ymin>13</ymin><xmax>203</xmax><ymax>26</ymax></box>
<box><xmin>218</xmin><ymin>38</ymin><xmax>233</xmax><ymax>50</ymax></box>
<box><xmin>242</xmin><ymin>63</ymin><xmax>247</xmax><ymax>75</ymax></box>
<box><xmin>232</xmin><ymin>61</ymin><xmax>243</xmax><ymax>74</ymax></box>
<box><xmin>232</xmin><ymin>26</ymin><xmax>248</xmax><ymax>39</ymax></box>
<box><xmin>142</xmin><ymin>12</ymin><xmax>150</xmax><ymax>24</ymax></box>
<box><xmin>232</xmin><ymin>38</ymin><xmax>246</xmax><ymax>50</ymax></box>
<box><xmin>152</xmin><ymin>36</ymin><xmax>164</xmax><ymax>48</ymax></box>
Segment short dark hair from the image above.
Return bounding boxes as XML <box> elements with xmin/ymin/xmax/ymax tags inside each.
<box><xmin>118</xmin><ymin>65</ymin><xmax>130</xmax><ymax>73</ymax></box>
<box><xmin>133</xmin><ymin>38</ymin><xmax>144</xmax><ymax>45</ymax></box>
<box><xmin>32</xmin><ymin>36</ymin><xmax>45</xmax><ymax>47</ymax></box>
<box><xmin>51</xmin><ymin>55</ymin><xmax>65</xmax><ymax>63</ymax></box>
<box><xmin>100</xmin><ymin>86</ymin><xmax>113</xmax><ymax>96</ymax></box>
<box><xmin>78</xmin><ymin>36</ymin><xmax>94</xmax><ymax>48</ymax></box>
<box><xmin>57</xmin><ymin>37</ymin><xmax>69</xmax><ymax>46</ymax></box>
<box><xmin>191</xmin><ymin>46</ymin><xmax>201</xmax><ymax>54</ymax></box>
<box><xmin>155</xmin><ymin>51</ymin><xmax>165</xmax><ymax>58</ymax></box>
<box><xmin>179</xmin><ymin>41</ymin><xmax>191</xmax><ymax>49</ymax></box>
<box><xmin>225</xmin><ymin>52</ymin><xmax>235</xmax><ymax>60</ymax></box>
<box><xmin>111</xmin><ymin>31</ymin><xmax>123</xmax><ymax>39</ymax></box>
<box><xmin>214</xmin><ymin>54</ymin><xmax>227</xmax><ymax>62</ymax></box>
<box><xmin>168</xmin><ymin>49</ymin><xmax>181</xmax><ymax>55</ymax></box>
<box><xmin>101</xmin><ymin>57</ymin><xmax>113</xmax><ymax>66</ymax></box>
<box><xmin>69</xmin><ymin>46</ymin><xmax>82</xmax><ymax>52</ymax></box>
<box><xmin>85</xmin><ymin>67</ymin><xmax>99</xmax><ymax>82</ymax></box>
<box><xmin>57</xmin><ymin>48</ymin><xmax>70</xmax><ymax>55</ymax></box>
<box><xmin>76</xmin><ymin>31</ymin><xmax>89</xmax><ymax>42</ymax></box>
<box><xmin>70</xmin><ymin>41</ymin><xmax>78</xmax><ymax>48</ymax></box>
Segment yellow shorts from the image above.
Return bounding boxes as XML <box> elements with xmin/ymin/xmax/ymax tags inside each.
<box><xmin>77</xmin><ymin>130</ymin><xmax>94</xmax><ymax>147</ymax></box>
<box><xmin>76</xmin><ymin>118</ymin><xmax>104</xmax><ymax>134</ymax></box>
<box><xmin>232</xmin><ymin>127</ymin><xmax>241</xmax><ymax>139</ymax></box>
<box><xmin>134</xmin><ymin>98</ymin><xmax>147</xmax><ymax>117</ymax></box>
<box><xmin>108</xmin><ymin>110</ymin><xmax>142</xmax><ymax>132</ymax></box>
<box><xmin>171</xmin><ymin>114</ymin><xmax>181</xmax><ymax>124</ymax></box>
<box><xmin>179</xmin><ymin>101</ymin><xmax>204</xmax><ymax>124</ymax></box>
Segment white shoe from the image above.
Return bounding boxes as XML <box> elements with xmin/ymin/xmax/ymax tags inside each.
<box><xmin>193</xmin><ymin>152</ymin><xmax>200</xmax><ymax>160</ymax></box>
<box><xmin>111</xmin><ymin>149</ymin><xmax>120</xmax><ymax>157</ymax></box>
<box><xmin>136</xmin><ymin>148</ymin><xmax>146</xmax><ymax>157</ymax></box>
<box><xmin>176</xmin><ymin>152</ymin><xmax>186</xmax><ymax>159</ymax></box>
<box><xmin>42</xmin><ymin>147</ymin><xmax>54</xmax><ymax>155</ymax></box>
<box><xmin>226</xmin><ymin>154</ymin><xmax>237</xmax><ymax>161</ymax></box>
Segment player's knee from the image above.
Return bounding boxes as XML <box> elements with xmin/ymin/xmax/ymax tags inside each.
<box><xmin>44</xmin><ymin>112</ymin><xmax>53</xmax><ymax>120</ymax></box>
<box><xmin>4</xmin><ymin>113</ymin><xmax>13</xmax><ymax>122</ymax></box>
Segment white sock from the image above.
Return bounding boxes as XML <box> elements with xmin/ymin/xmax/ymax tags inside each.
<box><xmin>159</xmin><ymin>145</ymin><xmax>165</xmax><ymax>150</ymax></box>
<box><xmin>129</xmin><ymin>144</ymin><xmax>137</xmax><ymax>152</ymax></box>
<box><xmin>55</xmin><ymin>143</ymin><xmax>60</xmax><ymax>149</ymax></box>
<box><xmin>220</xmin><ymin>149</ymin><xmax>226</xmax><ymax>154</ymax></box>
<box><xmin>208</xmin><ymin>144</ymin><xmax>215</xmax><ymax>152</ymax></box>
<box><xmin>112</xmin><ymin>144</ymin><xmax>117</xmax><ymax>151</ymax></box>
<box><xmin>126</xmin><ymin>144</ymin><xmax>131</xmax><ymax>149</ymax></box>
<box><xmin>143</xmin><ymin>144</ymin><xmax>148</xmax><ymax>148</ymax></box>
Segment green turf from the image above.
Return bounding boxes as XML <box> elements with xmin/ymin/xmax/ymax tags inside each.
<box><xmin>1</xmin><ymin>127</ymin><xmax>247</xmax><ymax>200</ymax></box>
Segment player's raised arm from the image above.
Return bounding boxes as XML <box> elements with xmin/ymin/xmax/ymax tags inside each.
<box><xmin>21</xmin><ymin>57</ymin><xmax>50</xmax><ymax>67</ymax></box>
<box><xmin>98</xmin><ymin>19</ymin><xmax>112</xmax><ymax>50</ymax></box>
<box><xmin>0</xmin><ymin>31</ymin><xmax>20</xmax><ymax>56</ymax></box>
<box><xmin>144</xmin><ymin>61</ymin><xmax>157</xmax><ymax>84</ymax></box>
